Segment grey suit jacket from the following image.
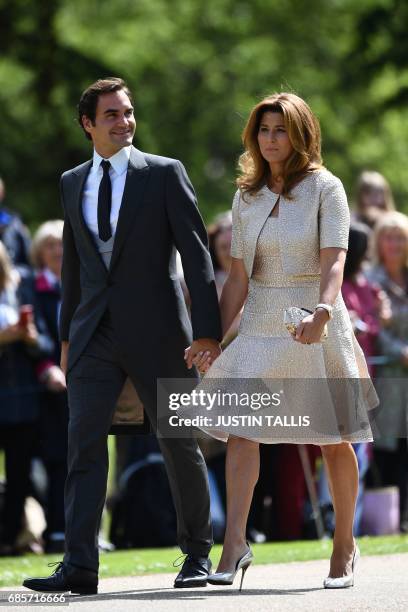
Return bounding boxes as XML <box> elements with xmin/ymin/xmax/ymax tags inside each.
<box><xmin>59</xmin><ymin>146</ymin><xmax>221</xmax><ymax>375</ymax></box>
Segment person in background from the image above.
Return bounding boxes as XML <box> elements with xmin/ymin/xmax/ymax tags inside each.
<box><xmin>0</xmin><ymin>242</ymin><xmax>54</xmax><ymax>555</ymax></box>
<box><xmin>342</xmin><ymin>222</ymin><xmax>391</xmax><ymax>376</ymax></box>
<box><xmin>0</xmin><ymin>176</ymin><xmax>31</xmax><ymax>267</ymax></box>
<box><xmin>318</xmin><ymin>222</ymin><xmax>391</xmax><ymax>537</ymax></box>
<box><xmin>208</xmin><ymin>212</ymin><xmax>233</xmax><ymax>291</ymax></box>
<box><xmin>352</xmin><ymin>171</ymin><xmax>395</xmax><ymax>231</ymax></box>
<box><xmin>30</xmin><ymin>220</ymin><xmax>68</xmax><ymax>553</ymax></box>
<box><xmin>366</xmin><ymin>211</ymin><xmax>408</xmax><ymax>533</ymax></box>
<box><xmin>208</xmin><ymin>211</ymin><xmax>241</xmax><ymax>348</ymax></box>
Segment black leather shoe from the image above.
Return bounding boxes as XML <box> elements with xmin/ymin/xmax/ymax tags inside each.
<box><xmin>22</xmin><ymin>562</ymin><xmax>98</xmax><ymax>595</ymax></box>
<box><xmin>174</xmin><ymin>555</ymin><xmax>212</xmax><ymax>588</ymax></box>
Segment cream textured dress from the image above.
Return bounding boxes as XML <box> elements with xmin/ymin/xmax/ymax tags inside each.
<box><xmin>195</xmin><ymin>169</ymin><xmax>379</xmax><ymax>445</ymax></box>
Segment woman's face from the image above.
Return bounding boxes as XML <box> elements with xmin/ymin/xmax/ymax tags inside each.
<box><xmin>214</xmin><ymin>227</ymin><xmax>232</xmax><ymax>272</ymax></box>
<box><xmin>360</xmin><ymin>186</ymin><xmax>387</xmax><ymax>211</ymax></box>
<box><xmin>41</xmin><ymin>236</ymin><xmax>63</xmax><ymax>277</ymax></box>
<box><xmin>257</xmin><ymin>111</ymin><xmax>293</xmax><ymax>166</ymax></box>
<box><xmin>379</xmin><ymin>228</ymin><xmax>408</xmax><ymax>269</ymax></box>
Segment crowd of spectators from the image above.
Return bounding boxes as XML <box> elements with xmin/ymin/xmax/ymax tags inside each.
<box><xmin>0</xmin><ymin>169</ymin><xmax>407</xmax><ymax>556</ymax></box>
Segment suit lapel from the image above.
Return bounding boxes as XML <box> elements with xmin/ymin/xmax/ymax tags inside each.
<box><xmin>109</xmin><ymin>146</ymin><xmax>150</xmax><ymax>272</ymax></box>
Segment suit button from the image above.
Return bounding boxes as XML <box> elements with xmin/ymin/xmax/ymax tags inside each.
<box><xmin>107</xmin><ymin>279</ymin><xmax>114</xmax><ymax>287</ymax></box>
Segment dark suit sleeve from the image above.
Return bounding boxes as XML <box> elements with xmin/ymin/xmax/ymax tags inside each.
<box><xmin>165</xmin><ymin>160</ymin><xmax>222</xmax><ymax>341</ymax></box>
<box><xmin>59</xmin><ymin>175</ymin><xmax>81</xmax><ymax>342</ymax></box>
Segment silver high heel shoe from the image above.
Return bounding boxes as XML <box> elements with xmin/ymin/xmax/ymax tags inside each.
<box><xmin>323</xmin><ymin>545</ymin><xmax>360</xmax><ymax>589</ymax></box>
<box><xmin>208</xmin><ymin>542</ymin><xmax>254</xmax><ymax>591</ymax></box>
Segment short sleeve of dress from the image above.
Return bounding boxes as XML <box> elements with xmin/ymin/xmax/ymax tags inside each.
<box><xmin>319</xmin><ymin>174</ymin><xmax>350</xmax><ymax>250</ymax></box>
<box><xmin>230</xmin><ymin>189</ymin><xmax>243</xmax><ymax>259</ymax></box>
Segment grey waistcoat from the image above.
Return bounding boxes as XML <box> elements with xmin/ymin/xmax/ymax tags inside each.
<box><xmin>92</xmin><ymin>232</ymin><xmax>115</xmax><ymax>269</ymax></box>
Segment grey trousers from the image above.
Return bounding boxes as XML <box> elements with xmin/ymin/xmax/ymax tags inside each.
<box><xmin>63</xmin><ymin>313</ymin><xmax>212</xmax><ymax>571</ymax></box>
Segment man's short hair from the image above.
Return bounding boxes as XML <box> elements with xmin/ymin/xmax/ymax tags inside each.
<box><xmin>77</xmin><ymin>77</ymin><xmax>133</xmax><ymax>140</ymax></box>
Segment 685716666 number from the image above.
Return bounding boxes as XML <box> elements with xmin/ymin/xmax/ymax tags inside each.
<box><xmin>0</xmin><ymin>591</ymin><xmax>67</xmax><ymax>606</ymax></box>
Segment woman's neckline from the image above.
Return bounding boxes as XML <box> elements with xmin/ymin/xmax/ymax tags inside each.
<box><xmin>261</xmin><ymin>169</ymin><xmax>321</xmax><ymax>198</ymax></box>
<box><xmin>262</xmin><ymin>185</ymin><xmax>281</xmax><ymax>196</ymax></box>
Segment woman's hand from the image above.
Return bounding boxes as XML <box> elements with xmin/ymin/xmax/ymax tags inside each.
<box><xmin>377</xmin><ymin>289</ymin><xmax>393</xmax><ymax>327</ymax></box>
<box><xmin>294</xmin><ymin>309</ymin><xmax>329</xmax><ymax>344</ymax></box>
<box><xmin>0</xmin><ymin>323</ymin><xmax>24</xmax><ymax>345</ymax></box>
<box><xmin>184</xmin><ymin>343</ymin><xmax>221</xmax><ymax>374</ymax></box>
<box><xmin>184</xmin><ymin>347</ymin><xmax>214</xmax><ymax>374</ymax></box>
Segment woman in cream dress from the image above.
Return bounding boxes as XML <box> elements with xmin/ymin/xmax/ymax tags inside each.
<box><xmin>185</xmin><ymin>93</ymin><xmax>378</xmax><ymax>589</ymax></box>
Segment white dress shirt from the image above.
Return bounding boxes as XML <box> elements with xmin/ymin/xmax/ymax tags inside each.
<box><xmin>82</xmin><ymin>146</ymin><xmax>131</xmax><ymax>240</ymax></box>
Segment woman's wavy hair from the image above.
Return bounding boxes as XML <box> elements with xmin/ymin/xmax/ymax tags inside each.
<box><xmin>237</xmin><ymin>93</ymin><xmax>323</xmax><ymax>199</ymax></box>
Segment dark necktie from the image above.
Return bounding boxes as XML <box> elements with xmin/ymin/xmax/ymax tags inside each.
<box><xmin>98</xmin><ymin>160</ymin><xmax>112</xmax><ymax>241</ymax></box>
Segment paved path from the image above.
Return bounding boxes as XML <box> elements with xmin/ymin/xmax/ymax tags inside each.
<box><xmin>2</xmin><ymin>553</ymin><xmax>407</xmax><ymax>611</ymax></box>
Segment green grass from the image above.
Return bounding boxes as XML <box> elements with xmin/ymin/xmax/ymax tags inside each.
<box><xmin>1</xmin><ymin>535</ymin><xmax>407</xmax><ymax>588</ymax></box>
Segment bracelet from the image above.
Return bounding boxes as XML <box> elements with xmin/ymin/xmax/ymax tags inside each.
<box><xmin>315</xmin><ymin>303</ymin><xmax>333</xmax><ymax>320</ymax></box>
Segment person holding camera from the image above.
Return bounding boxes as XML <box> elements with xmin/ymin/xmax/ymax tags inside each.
<box><xmin>0</xmin><ymin>242</ymin><xmax>54</xmax><ymax>555</ymax></box>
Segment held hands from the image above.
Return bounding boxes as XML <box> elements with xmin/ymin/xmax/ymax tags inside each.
<box><xmin>184</xmin><ymin>338</ymin><xmax>221</xmax><ymax>373</ymax></box>
<box><xmin>294</xmin><ymin>309</ymin><xmax>329</xmax><ymax>345</ymax></box>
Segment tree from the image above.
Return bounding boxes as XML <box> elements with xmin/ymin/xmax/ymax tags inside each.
<box><xmin>0</xmin><ymin>0</ymin><xmax>407</xmax><ymax>227</ymax></box>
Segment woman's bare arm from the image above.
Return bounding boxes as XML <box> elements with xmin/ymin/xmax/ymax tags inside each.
<box><xmin>296</xmin><ymin>247</ymin><xmax>346</xmax><ymax>344</ymax></box>
<box><xmin>220</xmin><ymin>257</ymin><xmax>249</xmax><ymax>338</ymax></box>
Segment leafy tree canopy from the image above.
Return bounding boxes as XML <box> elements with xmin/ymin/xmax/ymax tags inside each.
<box><xmin>0</xmin><ymin>0</ymin><xmax>407</xmax><ymax>226</ymax></box>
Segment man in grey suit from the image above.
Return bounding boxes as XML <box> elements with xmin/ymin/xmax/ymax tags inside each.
<box><xmin>23</xmin><ymin>78</ymin><xmax>222</xmax><ymax>595</ymax></box>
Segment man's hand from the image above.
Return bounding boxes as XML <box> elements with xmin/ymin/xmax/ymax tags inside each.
<box><xmin>44</xmin><ymin>365</ymin><xmax>67</xmax><ymax>392</ymax></box>
<box><xmin>184</xmin><ymin>338</ymin><xmax>221</xmax><ymax>372</ymax></box>
<box><xmin>60</xmin><ymin>341</ymin><xmax>69</xmax><ymax>377</ymax></box>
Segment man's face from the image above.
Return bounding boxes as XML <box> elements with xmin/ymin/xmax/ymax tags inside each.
<box><xmin>82</xmin><ymin>89</ymin><xmax>136</xmax><ymax>156</ymax></box>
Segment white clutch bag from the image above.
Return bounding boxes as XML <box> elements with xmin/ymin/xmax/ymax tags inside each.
<box><xmin>283</xmin><ymin>307</ymin><xmax>328</xmax><ymax>342</ymax></box>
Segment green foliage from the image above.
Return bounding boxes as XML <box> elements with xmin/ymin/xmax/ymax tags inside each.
<box><xmin>0</xmin><ymin>0</ymin><xmax>407</xmax><ymax>226</ymax></box>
